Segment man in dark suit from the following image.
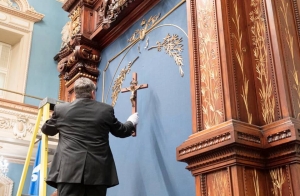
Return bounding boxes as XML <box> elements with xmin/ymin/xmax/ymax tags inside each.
<box><xmin>41</xmin><ymin>77</ymin><xmax>138</xmax><ymax>196</ymax></box>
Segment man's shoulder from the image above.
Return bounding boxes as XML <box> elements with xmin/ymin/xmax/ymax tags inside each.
<box><xmin>55</xmin><ymin>102</ymin><xmax>70</xmax><ymax>108</ymax></box>
<box><xmin>95</xmin><ymin>101</ymin><xmax>113</xmax><ymax>109</ymax></box>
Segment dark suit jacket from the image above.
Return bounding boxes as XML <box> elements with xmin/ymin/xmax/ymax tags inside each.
<box><xmin>41</xmin><ymin>98</ymin><xmax>134</xmax><ymax>188</ymax></box>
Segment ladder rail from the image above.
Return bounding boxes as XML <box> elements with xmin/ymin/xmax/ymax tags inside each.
<box><xmin>16</xmin><ymin>97</ymin><xmax>61</xmax><ymax>196</ymax></box>
<box><xmin>16</xmin><ymin>108</ymin><xmax>43</xmax><ymax>196</ymax></box>
<box><xmin>40</xmin><ymin>103</ymin><xmax>50</xmax><ymax>196</ymax></box>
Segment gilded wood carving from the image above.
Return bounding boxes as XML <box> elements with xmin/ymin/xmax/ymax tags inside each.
<box><xmin>232</xmin><ymin>0</ymin><xmax>252</xmax><ymax>124</ymax></box>
<box><xmin>128</xmin><ymin>13</ymin><xmax>161</xmax><ymax>43</ymax></box>
<box><xmin>197</xmin><ymin>1</ymin><xmax>223</xmax><ymax>129</ymax></box>
<box><xmin>111</xmin><ymin>57</ymin><xmax>139</xmax><ymax>106</ymax></box>
<box><xmin>278</xmin><ymin>0</ymin><xmax>300</xmax><ymax>119</ymax></box>
<box><xmin>249</xmin><ymin>0</ymin><xmax>275</xmax><ymax>124</ymax></box>
<box><xmin>207</xmin><ymin>170</ymin><xmax>229</xmax><ymax>196</ymax></box>
<box><xmin>269</xmin><ymin>167</ymin><xmax>285</xmax><ymax>196</ymax></box>
<box><xmin>148</xmin><ymin>34</ymin><xmax>184</xmax><ymax>77</ymax></box>
<box><xmin>70</xmin><ymin>6</ymin><xmax>81</xmax><ymax>37</ymax></box>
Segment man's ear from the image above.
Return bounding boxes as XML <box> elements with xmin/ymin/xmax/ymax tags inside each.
<box><xmin>91</xmin><ymin>90</ymin><xmax>96</xmax><ymax>100</ymax></box>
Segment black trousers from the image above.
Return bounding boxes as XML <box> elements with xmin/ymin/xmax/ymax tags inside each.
<box><xmin>57</xmin><ymin>183</ymin><xmax>107</xmax><ymax>196</ymax></box>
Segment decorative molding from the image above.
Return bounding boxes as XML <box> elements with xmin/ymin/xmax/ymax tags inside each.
<box><xmin>0</xmin><ymin>173</ymin><xmax>13</xmax><ymax>196</ymax></box>
<box><xmin>200</xmin><ymin>174</ymin><xmax>207</xmax><ymax>196</ymax></box>
<box><xmin>188</xmin><ymin>0</ymin><xmax>202</xmax><ymax>132</ymax></box>
<box><xmin>178</xmin><ymin>132</ymin><xmax>231</xmax><ymax>156</ymax></box>
<box><xmin>99</xmin><ymin>0</ymin><xmax>136</xmax><ymax>29</ymax></box>
<box><xmin>267</xmin><ymin>143</ymin><xmax>299</xmax><ymax>160</ymax></box>
<box><xmin>0</xmin><ymin>100</ymin><xmax>38</xmax><ymax>114</ymax></box>
<box><xmin>266</xmin><ymin>130</ymin><xmax>291</xmax><ymax>143</ymax></box>
<box><xmin>0</xmin><ymin>0</ymin><xmax>44</xmax><ymax>22</ymax></box>
<box><xmin>0</xmin><ymin>17</ymin><xmax>31</xmax><ymax>32</ymax></box>
<box><xmin>0</xmin><ymin>107</ymin><xmax>38</xmax><ymax>139</ymax></box>
<box><xmin>237</xmin><ymin>132</ymin><xmax>261</xmax><ymax>144</ymax></box>
<box><xmin>285</xmin><ymin>165</ymin><xmax>292</xmax><ymax>196</ymax></box>
<box><xmin>185</xmin><ymin>146</ymin><xmax>264</xmax><ymax>172</ymax></box>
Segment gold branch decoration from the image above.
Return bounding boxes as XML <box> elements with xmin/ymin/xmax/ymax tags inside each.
<box><xmin>111</xmin><ymin>57</ymin><xmax>139</xmax><ymax>106</ymax></box>
<box><xmin>198</xmin><ymin>5</ymin><xmax>223</xmax><ymax>129</ymax></box>
<box><xmin>270</xmin><ymin>168</ymin><xmax>285</xmax><ymax>196</ymax></box>
<box><xmin>232</xmin><ymin>0</ymin><xmax>252</xmax><ymax>124</ymax></box>
<box><xmin>249</xmin><ymin>0</ymin><xmax>275</xmax><ymax>124</ymax></box>
<box><xmin>253</xmin><ymin>169</ymin><xmax>260</xmax><ymax>196</ymax></box>
<box><xmin>148</xmin><ymin>34</ymin><xmax>184</xmax><ymax>77</ymax></box>
<box><xmin>280</xmin><ymin>0</ymin><xmax>300</xmax><ymax>118</ymax></box>
<box><xmin>208</xmin><ymin>171</ymin><xmax>228</xmax><ymax>196</ymax></box>
<box><xmin>128</xmin><ymin>13</ymin><xmax>161</xmax><ymax>43</ymax></box>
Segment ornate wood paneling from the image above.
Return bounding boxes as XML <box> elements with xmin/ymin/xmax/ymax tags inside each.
<box><xmin>178</xmin><ymin>0</ymin><xmax>300</xmax><ymax>195</ymax></box>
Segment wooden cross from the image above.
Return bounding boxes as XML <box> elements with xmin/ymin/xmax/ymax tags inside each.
<box><xmin>121</xmin><ymin>72</ymin><xmax>148</xmax><ymax>137</ymax></box>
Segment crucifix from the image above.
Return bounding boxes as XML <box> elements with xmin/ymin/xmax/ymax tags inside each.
<box><xmin>121</xmin><ymin>72</ymin><xmax>148</xmax><ymax>137</ymax></box>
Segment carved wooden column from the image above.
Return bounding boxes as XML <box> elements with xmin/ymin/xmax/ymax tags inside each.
<box><xmin>177</xmin><ymin>0</ymin><xmax>300</xmax><ymax>195</ymax></box>
<box><xmin>55</xmin><ymin>0</ymin><xmax>101</xmax><ymax>102</ymax></box>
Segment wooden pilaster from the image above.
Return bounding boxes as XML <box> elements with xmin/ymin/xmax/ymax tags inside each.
<box><xmin>177</xmin><ymin>0</ymin><xmax>300</xmax><ymax>195</ymax></box>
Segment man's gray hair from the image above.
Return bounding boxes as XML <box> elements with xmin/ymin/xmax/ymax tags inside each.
<box><xmin>74</xmin><ymin>77</ymin><xmax>96</xmax><ymax>98</ymax></box>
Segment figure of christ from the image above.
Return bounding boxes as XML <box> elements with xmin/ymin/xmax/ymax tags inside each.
<box><xmin>127</xmin><ymin>82</ymin><xmax>142</xmax><ymax>107</ymax></box>
<box><xmin>121</xmin><ymin>72</ymin><xmax>148</xmax><ymax>136</ymax></box>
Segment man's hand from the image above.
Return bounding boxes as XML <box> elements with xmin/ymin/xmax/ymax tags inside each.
<box><xmin>127</xmin><ymin>112</ymin><xmax>139</xmax><ymax>126</ymax></box>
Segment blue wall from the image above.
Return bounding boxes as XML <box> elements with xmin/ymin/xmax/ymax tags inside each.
<box><xmin>7</xmin><ymin>163</ymin><xmax>32</xmax><ymax>195</ymax></box>
<box><xmin>98</xmin><ymin>1</ymin><xmax>195</xmax><ymax>195</ymax></box>
<box><xmin>19</xmin><ymin>0</ymin><xmax>194</xmax><ymax>195</ymax></box>
<box><xmin>7</xmin><ymin>163</ymin><xmax>56</xmax><ymax>196</ymax></box>
<box><xmin>25</xmin><ymin>0</ymin><xmax>69</xmax><ymax>106</ymax></box>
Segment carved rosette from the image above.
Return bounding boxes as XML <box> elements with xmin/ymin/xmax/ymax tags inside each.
<box><xmin>97</xmin><ymin>0</ymin><xmax>135</xmax><ymax>29</ymax></box>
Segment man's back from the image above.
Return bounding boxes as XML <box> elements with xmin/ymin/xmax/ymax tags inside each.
<box><xmin>43</xmin><ymin>98</ymin><xmax>133</xmax><ymax>188</ymax></box>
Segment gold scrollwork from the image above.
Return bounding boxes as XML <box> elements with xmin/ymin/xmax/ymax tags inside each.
<box><xmin>111</xmin><ymin>57</ymin><xmax>139</xmax><ymax>106</ymax></box>
<box><xmin>128</xmin><ymin>13</ymin><xmax>161</xmax><ymax>43</ymax></box>
<box><xmin>148</xmin><ymin>34</ymin><xmax>184</xmax><ymax>77</ymax></box>
<box><xmin>232</xmin><ymin>0</ymin><xmax>252</xmax><ymax>124</ymax></box>
<box><xmin>249</xmin><ymin>0</ymin><xmax>275</xmax><ymax>124</ymax></box>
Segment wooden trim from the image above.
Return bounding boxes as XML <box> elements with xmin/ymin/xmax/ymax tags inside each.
<box><xmin>187</xmin><ymin>0</ymin><xmax>202</xmax><ymax>133</ymax></box>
